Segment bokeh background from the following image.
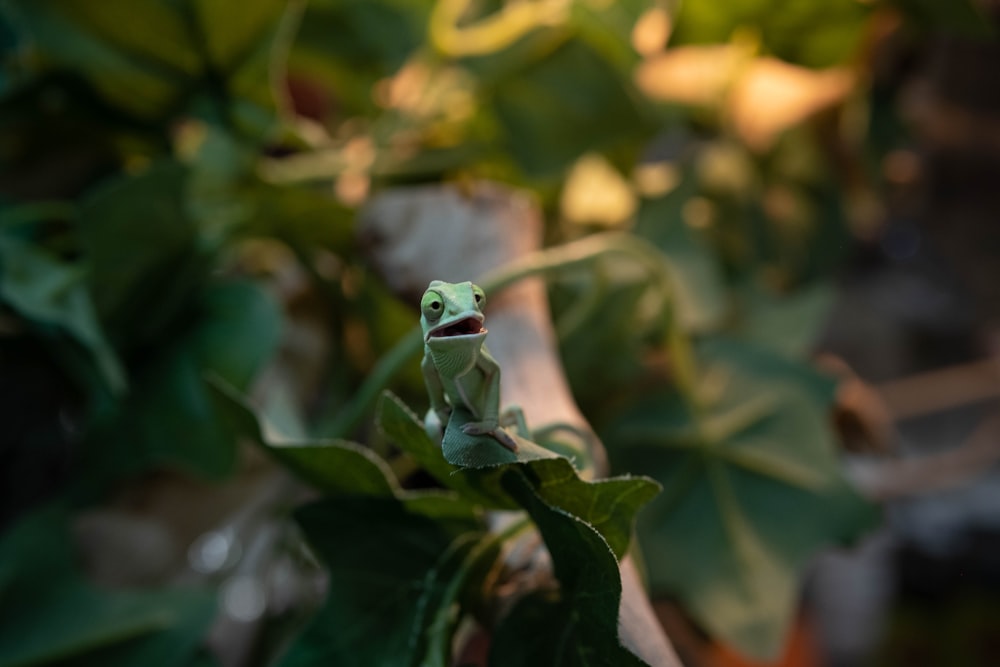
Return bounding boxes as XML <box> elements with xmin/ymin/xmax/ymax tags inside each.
<box><xmin>2</xmin><ymin>1</ymin><xmax>999</xmax><ymax>666</ymax></box>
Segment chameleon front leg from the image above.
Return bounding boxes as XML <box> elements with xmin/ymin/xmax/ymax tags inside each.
<box><xmin>422</xmin><ymin>355</ymin><xmax>451</xmax><ymax>442</ymax></box>
<box><xmin>459</xmin><ymin>353</ymin><xmax>518</xmax><ymax>451</ymax></box>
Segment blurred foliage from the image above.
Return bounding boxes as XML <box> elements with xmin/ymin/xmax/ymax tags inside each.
<box><xmin>0</xmin><ymin>0</ymin><xmax>991</xmax><ymax>665</ymax></box>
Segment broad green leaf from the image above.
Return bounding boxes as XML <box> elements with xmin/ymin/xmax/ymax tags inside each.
<box><xmin>569</xmin><ymin>0</ymin><xmax>649</xmax><ymax>75</ymax></box>
<box><xmin>78</xmin><ymin>161</ymin><xmax>208</xmax><ymax>350</ymax></box>
<box><xmin>490</xmin><ymin>39</ymin><xmax>653</xmax><ymax>178</ymax></box>
<box><xmin>212</xmin><ymin>381</ymin><xmax>497</xmax><ymax>667</ymax></box>
<box><xmin>634</xmin><ymin>180</ymin><xmax>729</xmax><ymax>333</ymax></box>
<box><xmin>279</xmin><ymin>496</ymin><xmax>482</xmax><ymax>667</ymax></box>
<box><xmin>377</xmin><ymin>393</ymin><xmax>660</xmax><ymax>559</ymax></box>
<box><xmin>554</xmin><ymin>277</ymin><xmax>654</xmax><ymax>418</ymax></box>
<box><xmin>490</xmin><ymin>471</ymin><xmax>647</xmax><ymax>667</ymax></box>
<box><xmin>290</xmin><ymin>0</ymin><xmax>432</xmax><ymax>115</ymax></box>
<box><xmin>4</xmin><ymin>0</ymin><xmax>297</xmax><ymax>133</ymax></box>
<box><xmin>191</xmin><ymin>0</ymin><xmax>288</xmax><ymax>73</ymax></box>
<box><xmin>0</xmin><ymin>234</ymin><xmax>125</xmax><ymax>392</ymax></box>
<box><xmin>607</xmin><ymin>338</ymin><xmax>876</xmax><ymax>660</ymax></box>
<box><xmin>209</xmin><ymin>378</ymin><xmax>399</xmax><ymax>497</ymax></box>
<box><xmin>3</xmin><ymin>1</ymin><xmax>193</xmax><ymax>118</ymax></box>
<box><xmin>0</xmin><ymin>506</ymin><xmax>214</xmax><ymax>667</ymax></box>
<box><xmin>84</xmin><ymin>280</ymin><xmax>281</xmax><ymax>482</ymax></box>
<box><xmin>735</xmin><ymin>281</ymin><xmax>834</xmax><ymax>357</ymax></box>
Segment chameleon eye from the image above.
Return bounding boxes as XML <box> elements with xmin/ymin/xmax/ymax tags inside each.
<box><xmin>421</xmin><ymin>290</ymin><xmax>445</xmax><ymax>319</ymax></box>
<box><xmin>472</xmin><ymin>286</ymin><xmax>485</xmax><ymax>308</ymax></box>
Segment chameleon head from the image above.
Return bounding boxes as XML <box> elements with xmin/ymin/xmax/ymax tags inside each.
<box><xmin>420</xmin><ymin>280</ymin><xmax>487</xmax><ymax>344</ymax></box>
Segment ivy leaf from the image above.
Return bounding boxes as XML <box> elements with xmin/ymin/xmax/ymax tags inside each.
<box><xmin>84</xmin><ymin>280</ymin><xmax>281</xmax><ymax>483</ymax></box>
<box><xmin>377</xmin><ymin>392</ymin><xmax>661</xmax><ymax>556</ymax></box>
<box><xmin>209</xmin><ymin>378</ymin><xmax>399</xmax><ymax>498</ymax></box>
<box><xmin>282</xmin><ymin>496</ymin><xmax>482</xmax><ymax>667</ymax></box>
<box><xmin>607</xmin><ymin>338</ymin><xmax>877</xmax><ymax>660</ymax></box>
<box><xmin>489</xmin><ymin>39</ymin><xmax>652</xmax><ymax>178</ymax></box>
<box><xmin>5</xmin><ymin>0</ymin><xmax>297</xmax><ymax>134</ymax></box>
<box><xmin>209</xmin><ymin>380</ymin><xmax>489</xmax><ymax>667</ymax></box>
<box><xmin>0</xmin><ymin>506</ymin><xmax>214</xmax><ymax>667</ymax></box>
<box><xmin>489</xmin><ymin>470</ymin><xmax>648</xmax><ymax>667</ymax></box>
<box><xmin>78</xmin><ymin>161</ymin><xmax>208</xmax><ymax>351</ymax></box>
<box><xmin>633</xmin><ymin>177</ymin><xmax>728</xmax><ymax>334</ymax></box>
<box><xmin>735</xmin><ymin>281</ymin><xmax>834</xmax><ymax>358</ymax></box>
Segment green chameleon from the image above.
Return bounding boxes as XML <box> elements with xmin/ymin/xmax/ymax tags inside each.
<box><xmin>420</xmin><ymin>280</ymin><xmax>527</xmax><ymax>455</ymax></box>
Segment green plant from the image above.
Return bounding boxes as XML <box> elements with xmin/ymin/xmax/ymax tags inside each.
<box><xmin>0</xmin><ymin>1</ymin><xmax>990</xmax><ymax>665</ymax></box>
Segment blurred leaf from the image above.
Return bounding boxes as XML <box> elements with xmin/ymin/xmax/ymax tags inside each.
<box><xmin>246</xmin><ymin>183</ymin><xmax>355</xmax><ymax>255</ymax></box>
<box><xmin>736</xmin><ymin>281</ymin><xmax>834</xmax><ymax>357</ymax></box>
<box><xmin>0</xmin><ymin>506</ymin><xmax>214</xmax><ymax>667</ymax></box>
<box><xmin>85</xmin><ymin>280</ymin><xmax>281</xmax><ymax>482</ymax></box>
<box><xmin>290</xmin><ymin>0</ymin><xmax>432</xmax><ymax>115</ymax></box>
<box><xmin>634</xmin><ymin>180</ymin><xmax>729</xmax><ymax>333</ymax></box>
<box><xmin>668</xmin><ymin>0</ymin><xmax>870</xmax><ymax>68</ymax></box>
<box><xmin>490</xmin><ymin>470</ymin><xmax>647</xmax><ymax>667</ymax></box>
<box><xmin>4</xmin><ymin>0</ymin><xmax>297</xmax><ymax>134</ymax></box>
<box><xmin>78</xmin><ymin>161</ymin><xmax>208</xmax><ymax>350</ymax></box>
<box><xmin>607</xmin><ymin>338</ymin><xmax>876</xmax><ymax>659</ymax></box>
<box><xmin>556</xmin><ymin>277</ymin><xmax>652</xmax><ymax>417</ymax></box>
<box><xmin>0</xmin><ymin>234</ymin><xmax>125</xmax><ymax>392</ymax></box>
<box><xmin>3</xmin><ymin>0</ymin><xmax>195</xmax><ymax>118</ymax></box>
<box><xmin>569</xmin><ymin>0</ymin><xmax>648</xmax><ymax>74</ymax></box>
<box><xmin>491</xmin><ymin>39</ymin><xmax>652</xmax><ymax>178</ymax></box>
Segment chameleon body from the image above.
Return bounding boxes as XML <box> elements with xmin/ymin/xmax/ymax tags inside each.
<box><xmin>419</xmin><ymin>280</ymin><xmax>524</xmax><ymax>452</ymax></box>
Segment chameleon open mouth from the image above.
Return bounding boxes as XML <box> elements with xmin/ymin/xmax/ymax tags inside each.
<box><xmin>428</xmin><ymin>317</ymin><xmax>486</xmax><ymax>338</ymax></box>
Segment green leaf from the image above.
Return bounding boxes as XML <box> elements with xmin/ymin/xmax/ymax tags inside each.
<box><xmin>209</xmin><ymin>378</ymin><xmax>400</xmax><ymax>497</ymax></box>
<box><xmin>211</xmin><ymin>381</ymin><xmax>498</xmax><ymax>667</ymax></box>
<box><xmin>735</xmin><ymin>281</ymin><xmax>835</xmax><ymax>358</ymax></box>
<box><xmin>490</xmin><ymin>39</ymin><xmax>652</xmax><ymax>178</ymax></box>
<box><xmin>290</xmin><ymin>0</ymin><xmax>432</xmax><ymax>115</ymax></box>
<box><xmin>634</xmin><ymin>182</ymin><xmax>729</xmax><ymax>333</ymax></box>
<box><xmin>0</xmin><ymin>234</ymin><xmax>125</xmax><ymax>393</ymax></box>
<box><xmin>4</xmin><ymin>0</ymin><xmax>194</xmax><ymax>118</ymax></box>
<box><xmin>490</xmin><ymin>471</ymin><xmax>647</xmax><ymax>667</ymax></box>
<box><xmin>78</xmin><ymin>161</ymin><xmax>208</xmax><ymax>350</ymax></box>
<box><xmin>669</xmin><ymin>0</ymin><xmax>871</xmax><ymax>68</ymax></box>
<box><xmin>607</xmin><ymin>338</ymin><xmax>876</xmax><ymax>660</ymax></box>
<box><xmin>279</xmin><ymin>496</ymin><xmax>482</xmax><ymax>667</ymax></box>
<box><xmin>377</xmin><ymin>393</ymin><xmax>660</xmax><ymax>559</ymax></box>
<box><xmin>4</xmin><ymin>0</ymin><xmax>298</xmax><ymax>133</ymax></box>
<box><xmin>0</xmin><ymin>506</ymin><xmax>214</xmax><ymax>667</ymax></box>
<box><xmin>84</xmin><ymin>280</ymin><xmax>281</xmax><ymax>482</ymax></box>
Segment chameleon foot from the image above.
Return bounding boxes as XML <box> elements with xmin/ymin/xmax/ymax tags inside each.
<box><xmin>462</xmin><ymin>421</ymin><xmax>519</xmax><ymax>452</ymax></box>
